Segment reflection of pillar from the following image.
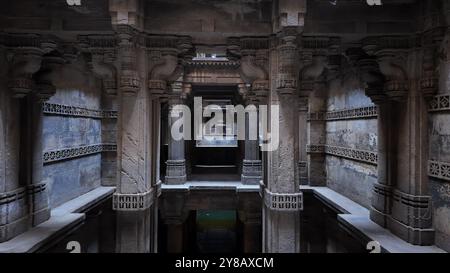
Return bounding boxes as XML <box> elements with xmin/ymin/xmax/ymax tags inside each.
<box><xmin>161</xmin><ymin>193</ymin><xmax>188</xmax><ymax>253</ymax></box>
<box><xmin>242</xmin><ymin>98</ymin><xmax>262</xmax><ymax>184</ymax></box>
<box><xmin>165</xmin><ymin>95</ymin><xmax>187</xmax><ymax>184</ymax></box>
<box><xmin>263</xmin><ymin>27</ymin><xmax>302</xmax><ymax>253</ymax></box>
<box><xmin>238</xmin><ymin>210</ymin><xmax>261</xmax><ymax>253</ymax></box>
<box><xmin>167</xmin><ymin>222</ymin><xmax>184</xmax><ymax>253</ymax></box>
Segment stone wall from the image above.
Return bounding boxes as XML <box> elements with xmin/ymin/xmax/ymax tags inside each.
<box><xmin>41</xmin><ymin>60</ymin><xmax>116</xmax><ymax>208</ymax></box>
<box><xmin>428</xmin><ymin>59</ymin><xmax>450</xmax><ymax>252</ymax></box>
<box><xmin>324</xmin><ymin>77</ymin><xmax>378</xmax><ymax>209</ymax></box>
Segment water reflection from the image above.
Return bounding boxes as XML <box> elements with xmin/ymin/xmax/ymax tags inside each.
<box><xmin>42</xmin><ymin>194</ymin><xmax>365</xmax><ymax>253</ymax></box>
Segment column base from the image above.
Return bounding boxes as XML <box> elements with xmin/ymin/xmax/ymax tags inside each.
<box><xmin>27</xmin><ymin>183</ymin><xmax>51</xmax><ymax>226</ymax></box>
<box><xmin>165</xmin><ymin>160</ymin><xmax>187</xmax><ymax>185</ymax></box>
<box><xmin>0</xmin><ymin>188</ymin><xmax>29</xmax><ymax>243</ymax></box>
<box><xmin>241</xmin><ymin>160</ymin><xmax>262</xmax><ymax>185</ymax></box>
<box><xmin>388</xmin><ymin>189</ymin><xmax>434</xmax><ymax>245</ymax></box>
<box><xmin>370</xmin><ymin>206</ymin><xmax>389</xmax><ymax>227</ymax></box>
<box><xmin>387</xmin><ymin>215</ymin><xmax>435</xmax><ymax>246</ymax></box>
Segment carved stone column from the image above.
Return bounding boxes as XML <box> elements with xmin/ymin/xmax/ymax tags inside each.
<box><xmin>362</xmin><ymin>35</ymin><xmax>437</xmax><ymax>245</ymax></box>
<box><xmin>301</xmin><ymin>52</ymin><xmax>327</xmax><ymax>186</ymax></box>
<box><xmin>165</xmin><ymin>94</ymin><xmax>187</xmax><ymax>184</ymax></box>
<box><xmin>359</xmin><ymin>57</ymin><xmax>394</xmax><ymax>228</ymax></box>
<box><xmin>297</xmin><ymin>97</ymin><xmax>308</xmax><ymax>185</ymax></box>
<box><xmin>113</xmin><ymin>25</ymin><xmax>154</xmax><ymax>253</ymax></box>
<box><xmin>28</xmin><ymin>53</ymin><xmax>65</xmax><ymax>226</ymax></box>
<box><xmin>0</xmin><ymin>44</ymin><xmax>43</xmax><ymax>242</ymax></box>
<box><xmin>241</xmin><ymin>94</ymin><xmax>262</xmax><ymax>185</ymax></box>
<box><xmin>262</xmin><ymin>27</ymin><xmax>303</xmax><ymax>253</ymax></box>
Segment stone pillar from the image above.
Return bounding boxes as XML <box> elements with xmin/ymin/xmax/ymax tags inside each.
<box><xmin>361</xmin><ymin>35</ymin><xmax>437</xmax><ymax>245</ymax></box>
<box><xmin>165</xmin><ymin>95</ymin><xmax>187</xmax><ymax>184</ymax></box>
<box><xmin>242</xmin><ymin>96</ymin><xmax>262</xmax><ymax>185</ymax></box>
<box><xmin>302</xmin><ymin>53</ymin><xmax>327</xmax><ymax>187</ymax></box>
<box><xmin>113</xmin><ymin>25</ymin><xmax>154</xmax><ymax>253</ymax></box>
<box><xmin>262</xmin><ymin>27</ymin><xmax>303</xmax><ymax>253</ymax></box>
<box><xmin>28</xmin><ymin>54</ymin><xmax>64</xmax><ymax>226</ymax></box>
<box><xmin>1</xmin><ymin>44</ymin><xmax>44</xmax><ymax>242</ymax></box>
<box><xmin>90</xmin><ymin>52</ymin><xmax>118</xmax><ymax>187</ymax></box>
<box><xmin>297</xmin><ymin>97</ymin><xmax>308</xmax><ymax>185</ymax></box>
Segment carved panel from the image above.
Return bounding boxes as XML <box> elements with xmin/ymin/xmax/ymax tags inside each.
<box><xmin>43</xmin><ymin>144</ymin><xmax>117</xmax><ymax>164</ymax></box>
<box><xmin>429</xmin><ymin>94</ymin><xmax>450</xmax><ymax>112</ymax></box>
<box><xmin>429</xmin><ymin>160</ymin><xmax>450</xmax><ymax>181</ymax></box>
<box><xmin>112</xmin><ymin>190</ymin><xmax>155</xmax><ymax>211</ymax></box>
<box><xmin>43</xmin><ymin>102</ymin><xmax>117</xmax><ymax>119</ymax></box>
<box><xmin>263</xmin><ymin>189</ymin><xmax>303</xmax><ymax>211</ymax></box>
<box><xmin>307</xmin><ymin>144</ymin><xmax>378</xmax><ymax>165</ymax></box>
<box><xmin>308</xmin><ymin>106</ymin><xmax>378</xmax><ymax>121</ymax></box>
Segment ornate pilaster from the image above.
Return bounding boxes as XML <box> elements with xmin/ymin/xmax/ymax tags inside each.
<box><xmin>361</xmin><ymin>34</ymin><xmax>438</xmax><ymax>245</ymax></box>
<box><xmin>113</xmin><ymin>25</ymin><xmax>155</xmax><ymax>253</ymax></box>
<box><xmin>263</xmin><ymin>27</ymin><xmax>302</xmax><ymax>253</ymax></box>
<box><xmin>165</xmin><ymin>94</ymin><xmax>187</xmax><ymax>184</ymax></box>
<box><xmin>241</xmin><ymin>95</ymin><xmax>262</xmax><ymax>185</ymax></box>
<box><xmin>28</xmin><ymin>53</ymin><xmax>65</xmax><ymax>227</ymax></box>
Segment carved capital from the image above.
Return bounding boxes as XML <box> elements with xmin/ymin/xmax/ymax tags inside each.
<box><xmin>357</xmin><ymin>58</ymin><xmax>387</xmax><ymax>104</ymax></box>
<box><xmin>91</xmin><ymin>53</ymin><xmax>118</xmax><ymax>96</ymax></box>
<box><xmin>276</xmin><ymin>41</ymin><xmax>298</xmax><ymax>94</ymax></box>
<box><xmin>34</xmin><ymin>54</ymin><xmax>65</xmax><ymax>102</ymax></box>
<box><xmin>8</xmin><ymin>48</ymin><xmax>43</xmax><ymax>98</ymax></box>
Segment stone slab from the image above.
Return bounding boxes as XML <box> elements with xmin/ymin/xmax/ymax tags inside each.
<box><xmin>162</xmin><ymin>181</ymin><xmax>260</xmax><ymax>193</ymax></box>
<box><xmin>0</xmin><ymin>186</ymin><xmax>115</xmax><ymax>253</ymax></box>
<box><xmin>300</xmin><ymin>186</ymin><xmax>446</xmax><ymax>253</ymax></box>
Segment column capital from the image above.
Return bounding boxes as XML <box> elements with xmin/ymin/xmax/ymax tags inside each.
<box><xmin>362</xmin><ymin>36</ymin><xmax>411</xmax><ymax>102</ymax></box>
<box><xmin>8</xmin><ymin>48</ymin><xmax>43</xmax><ymax>98</ymax></box>
<box><xmin>89</xmin><ymin>52</ymin><xmax>118</xmax><ymax>97</ymax></box>
<box><xmin>34</xmin><ymin>54</ymin><xmax>66</xmax><ymax>102</ymax></box>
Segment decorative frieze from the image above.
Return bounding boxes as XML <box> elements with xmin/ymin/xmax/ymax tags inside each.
<box><xmin>429</xmin><ymin>94</ymin><xmax>450</xmax><ymax>112</ymax></box>
<box><xmin>307</xmin><ymin>106</ymin><xmax>378</xmax><ymax>121</ymax></box>
<box><xmin>263</xmin><ymin>189</ymin><xmax>303</xmax><ymax>211</ymax></box>
<box><xmin>43</xmin><ymin>102</ymin><xmax>118</xmax><ymax>119</ymax></box>
<box><xmin>307</xmin><ymin>144</ymin><xmax>378</xmax><ymax>165</ymax></box>
<box><xmin>113</xmin><ymin>189</ymin><xmax>155</xmax><ymax>211</ymax></box>
<box><xmin>429</xmin><ymin>160</ymin><xmax>450</xmax><ymax>181</ymax></box>
<box><xmin>43</xmin><ymin>144</ymin><xmax>117</xmax><ymax>164</ymax></box>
